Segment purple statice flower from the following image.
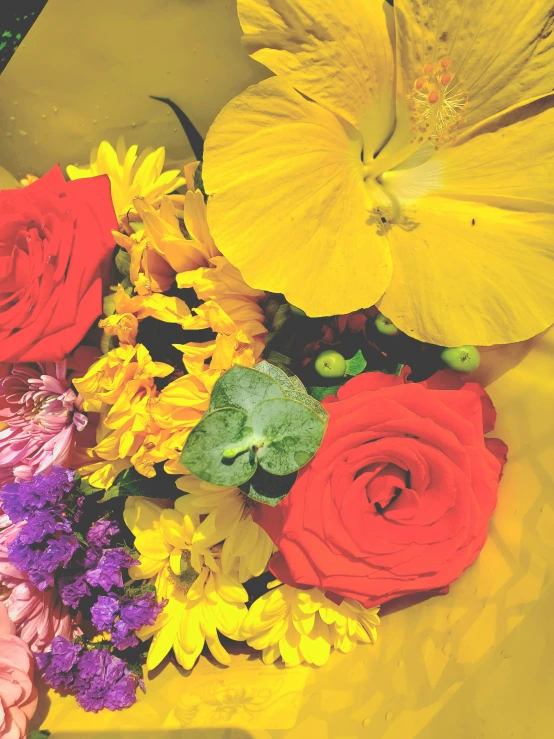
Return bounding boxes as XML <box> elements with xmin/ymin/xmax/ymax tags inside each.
<box><xmin>36</xmin><ymin>636</ymin><xmax>83</xmax><ymax>691</ymax></box>
<box><xmin>58</xmin><ymin>573</ymin><xmax>91</xmax><ymax>609</ymax></box>
<box><xmin>17</xmin><ymin>510</ymin><xmax>72</xmax><ymax>546</ymax></box>
<box><xmin>90</xmin><ymin>591</ymin><xmax>165</xmax><ymax>651</ymax></box>
<box><xmin>73</xmin><ymin>495</ymin><xmax>86</xmax><ymax>523</ymax></box>
<box><xmin>1</xmin><ymin>468</ymin><xmax>81</xmax><ymax>591</ymax></box>
<box><xmin>90</xmin><ymin>595</ymin><xmax>120</xmax><ymax>632</ymax></box>
<box><xmin>86</xmin><ymin>519</ymin><xmax>120</xmax><ymax>548</ymax></box>
<box><xmin>86</xmin><ymin>549</ymin><xmax>137</xmax><ymax>593</ymax></box>
<box><xmin>38</xmin><ymin>637</ymin><xmax>143</xmax><ymax>712</ymax></box>
<box><xmin>120</xmin><ymin>591</ymin><xmax>165</xmax><ymax>631</ymax></box>
<box><xmin>9</xmin><ymin>532</ymin><xmax>79</xmax><ymax>591</ymax></box>
<box><xmin>0</xmin><ymin>467</ymin><xmax>74</xmax><ymax>522</ymax></box>
<box><xmin>73</xmin><ymin>650</ymin><xmax>143</xmax><ymax>712</ymax></box>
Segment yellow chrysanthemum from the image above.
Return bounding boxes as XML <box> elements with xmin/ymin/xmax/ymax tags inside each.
<box><xmin>242</xmin><ymin>583</ymin><xmax>380</xmax><ymax>668</ymax></box>
<box><xmin>124</xmin><ymin>497</ymin><xmax>248</xmax><ymax>671</ymax></box>
<box><xmin>150</xmin><ymin>371</ymin><xmax>220</xmax><ymax>476</ymax></box>
<box><xmin>66</xmin><ymin>139</ymin><xmax>185</xmax><ymax>223</ymax></box>
<box><xmin>204</xmin><ymin>0</ymin><xmax>554</xmax><ymax>347</ymax></box>
<box><xmin>107</xmin><ymin>284</ymin><xmax>201</xmax><ymax>333</ymax></box>
<box><xmin>74</xmin><ymin>344</ymin><xmax>173</xmax><ymax>487</ymax></box>
<box><xmin>175</xmin><ymin>475</ymin><xmax>275</xmax><ymax>582</ymax></box>
<box><xmin>98</xmin><ymin>310</ymin><xmax>139</xmax><ymax>346</ymax></box>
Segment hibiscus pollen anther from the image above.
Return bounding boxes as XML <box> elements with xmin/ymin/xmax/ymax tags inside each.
<box><xmin>407</xmin><ymin>61</ymin><xmax>468</xmax><ymax>146</ymax></box>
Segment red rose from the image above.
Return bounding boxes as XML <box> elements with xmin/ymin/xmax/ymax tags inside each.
<box><xmin>253</xmin><ymin>370</ymin><xmax>508</xmax><ymax>608</ymax></box>
<box><xmin>0</xmin><ymin>166</ymin><xmax>117</xmax><ymax>362</ymax></box>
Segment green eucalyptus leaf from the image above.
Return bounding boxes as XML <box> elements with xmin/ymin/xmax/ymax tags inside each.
<box><xmin>241</xmin><ymin>467</ymin><xmax>297</xmax><ymax>507</ymax></box>
<box><xmin>282</xmin><ymin>389</ymin><xmax>329</xmax><ymax>422</ymax></box>
<box><xmin>250</xmin><ymin>398</ymin><xmax>326</xmax><ymax>476</ymax></box>
<box><xmin>29</xmin><ymin>732</ymin><xmax>51</xmax><ymax>739</ymax></box>
<box><xmin>309</xmin><ymin>385</ymin><xmax>341</xmax><ymax>402</ymax></box>
<box><xmin>287</xmin><ymin>375</ymin><xmax>307</xmax><ymax>393</ymax></box>
<box><xmin>345</xmin><ymin>349</ymin><xmax>368</xmax><ymax>377</ymax></box>
<box><xmin>254</xmin><ymin>360</ymin><xmax>293</xmax><ymax>389</ymax></box>
<box><xmin>209</xmin><ymin>365</ymin><xmax>284</xmax><ymax>414</ymax></box>
<box><xmin>181</xmin><ymin>406</ymin><xmax>258</xmax><ymax>486</ymax></box>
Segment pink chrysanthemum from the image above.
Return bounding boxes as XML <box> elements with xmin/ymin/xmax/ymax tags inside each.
<box><xmin>0</xmin><ymin>515</ymin><xmax>75</xmax><ymax>652</ymax></box>
<box><xmin>0</xmin><ymin>361</ymin><xmax>88</xmax><ymax>487</ymax></box>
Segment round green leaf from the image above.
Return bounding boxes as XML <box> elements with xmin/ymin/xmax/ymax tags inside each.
<box><xmin>181</xmin><ymin>407</ymin><xmax>258</xmax><ymax>486</ymax></box>
<box><xmin>254</xmin><ymin>360</ymin><xmax>293</xmax><ymax>389</ymax></box>
<box><xmin>283</xmin><ymin>389</ymin><xmax>329</xmax><ymax>422</ymax></box>
<box><xmin>250</xmin><ymin>398</ymin><xmax>327</xmax><ymax>476</ymax></box>
<box><xmin>209</xmin><ymin>365</ymin><xmax>284</xmax><ymax>414</ymax></box>
<box><xmin>240</xmin><ymin>467</ymin><xmax>298</xmax><ymax>507</ymax></box>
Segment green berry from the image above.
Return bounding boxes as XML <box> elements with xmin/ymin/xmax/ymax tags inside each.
<box><xmin>314</xmin><ymin>350</ymin><xmax>347</xmax><ymax>379</ymax></box>
<box><xmin>375</xmin><ymin>312</ymin><xmax>399</xmax><ymax>336</ymax></box>
<box><xmin>440</xmin><ymin>345</ymin><xmax>481</xmax><ymax>373</ymax></box>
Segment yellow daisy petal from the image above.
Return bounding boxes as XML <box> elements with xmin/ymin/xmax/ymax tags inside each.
<box><xmin>146</xmin><ymin>616</ymin><xmax>178</xmax><ymax>671</ymax></box>
<box><xmin>205</xmin><ymin>632</ymin><xmax>232</xmax><ymax>667</ymax></box>
<box><xmin>129</xmin><ymin>558</ymin><xmax>164</xmax><ymax>581</ymax></box>
<box><xmin>135</xmin><ymin>530</ymin><xmax>173</xmax><ymax>561</ymax></box>
<box><xmin>123</xmin><ymin>497</ymin><xmax>164</xmax><ymax>537</ymax></box>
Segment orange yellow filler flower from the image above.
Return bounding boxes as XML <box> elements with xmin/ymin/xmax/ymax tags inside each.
<box><xmin>203</xmin><ymin>0</ymin><xmax>554</xmax><ymax>346</ymax></box>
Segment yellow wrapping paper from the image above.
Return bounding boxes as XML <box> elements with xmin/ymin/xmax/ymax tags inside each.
<box><xmin>2</xmin><ymin>2</ymin><xmax>553</xmax><ymax>736</ymax></box>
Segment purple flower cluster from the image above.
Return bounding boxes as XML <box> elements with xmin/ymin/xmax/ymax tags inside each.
<box><xmin>0</xmin><ymin>468</ymin><xmax>79</xmax><ymax>589</ymax></box>
<box><xmin>90</xmin><ymin>591</ymin><xmax>165</xmax><ymax>650</ymax></box>
<box><xmin>37</xmin><ymin>636</ymin><xmax>144</xmax><ymax>712</ymax></box>
<box><xmin>59</xmin><ymin>545</ymin><xmax>137</xmax><ymax>609</ymax></box>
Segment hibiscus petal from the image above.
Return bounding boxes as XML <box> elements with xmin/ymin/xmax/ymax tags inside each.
<box><xmin>394</xmin><ymin>0</ymin><xmax>554</xmax><ymax>134</ymax></box>
<box><xmin>238</xmin><ymin>0</ymin><xmax>395</xmax><ymax>152</ymax></box>
<box><xmin>377</xmin><ymin>196</ymin><xmax>554</xmax><ymax>346</ymax></box>
<box><xmin>204</xmin><ymin>76</ymin><xmax>392</xmax><ymax>317</ymax></box>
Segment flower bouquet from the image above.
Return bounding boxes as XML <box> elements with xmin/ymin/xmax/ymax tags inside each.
<box><xmin>1</xmin><ymin>0</ymin><xmax>554</xmax><ymax>737</ymax></box>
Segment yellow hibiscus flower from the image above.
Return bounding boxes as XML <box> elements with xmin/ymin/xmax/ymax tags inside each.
<box><xmin>67</xmin><ymin>139</ymin><xmax>185</xmax><ymax>223</ymax></box>
<box><xmin>242</xmin><ymin>582</ymin><xmax>380</xmax><ymax>667</ymax></box>
<box><xmin>175</xmin><ymin>475</ymin><xmax>275</xmax><ymax>582</ymax></box>
<box><xmin>124</xmin><ymin>497</ymin><xmax>248</xmax><ymax>670</ymax></box>
<box><xmin>203</xmin><ymin>0</ymin><xmax>554</xmax><ymax>346</ymax></box>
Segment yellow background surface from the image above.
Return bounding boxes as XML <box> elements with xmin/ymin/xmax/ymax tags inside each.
<box><xmin>2</xmin><ymin>2</ymin><xmax>553</xmax><ymax>736</ymax></box>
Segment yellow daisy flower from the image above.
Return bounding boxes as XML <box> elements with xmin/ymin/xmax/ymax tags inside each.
<box><xmin>66</xmin><ymin>139</ymin><xmax>185</xmax><ymax>223</ymax></box>
<box><xmin>124</xmin><ymin>497</ymin><xmax>248</xmax><ymax>671</ymax></box>
<box><xmin>175</xmin><ymin>475</ymin><xmax>275</xmax><ymax>583</ymax></box>
<box><xmin>242</xmin><ymin>583</ymin><xmax>380</xmax><ymax>668</ymax></box>
<box><xmin>204</xmin><ymin>0</ymin><xmax>554</xmax><ymax>347</ymax></box>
